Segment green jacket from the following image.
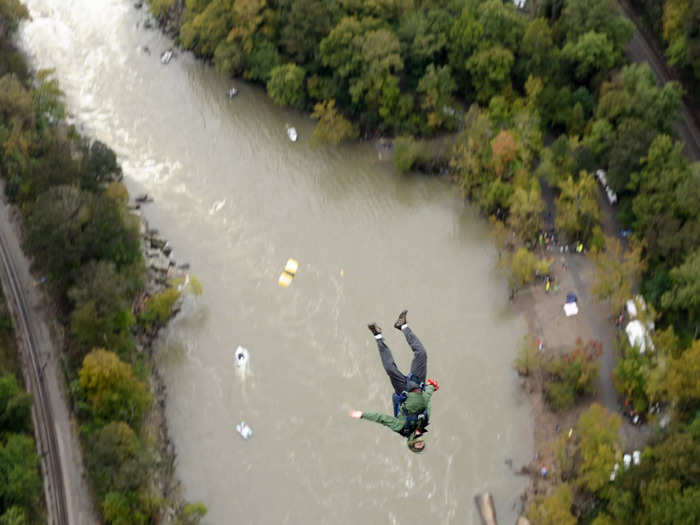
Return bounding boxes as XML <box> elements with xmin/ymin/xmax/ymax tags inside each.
<box><xmin>361</xmin><ymin>384</ymin><xmax>436</xmax><ymax>434</ymax></box>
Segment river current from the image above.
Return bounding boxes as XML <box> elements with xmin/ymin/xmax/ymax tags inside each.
<box><xmin>18</xmin><ymin>1</ymin><xmax>532</xmax><ymax>523</ymax></box>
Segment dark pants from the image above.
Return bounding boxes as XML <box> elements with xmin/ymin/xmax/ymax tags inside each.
<box><xmin>376</xmin><ymin>327</ymin><xmax>427</xmax><ymax>395</ymax></box>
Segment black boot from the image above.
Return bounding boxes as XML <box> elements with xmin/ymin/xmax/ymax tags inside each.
<box><xmin>394</xmin><ymin>310</ymin><xmax>407</xmax><ymax>330</ymax></box>
<box><xmin>368</xmin><ymin>323</ymin><xmax>382</xmax><ymax>336</ymax></box>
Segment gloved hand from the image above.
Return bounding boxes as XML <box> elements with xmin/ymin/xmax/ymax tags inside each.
<box><xmin>426</xmin><ymin>378</ymin><xmax>439</xmax><ymax>391</ymax></box>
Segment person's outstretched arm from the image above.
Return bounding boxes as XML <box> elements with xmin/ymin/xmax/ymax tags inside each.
<box><xmin>423</xmin><ymin>379</ymin><xmax>439</xmax><ymax>417</ymax></box>
<box><xmin>350</xmin><ymin>410</ymin><xmax>404</xmax><ymax>432</ymax></box>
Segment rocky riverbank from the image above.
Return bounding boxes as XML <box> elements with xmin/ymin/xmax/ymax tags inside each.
<box><xmin>128</xmin><ymin>196</ymin><xmax>194</xmax><ymax>523</ymax></box>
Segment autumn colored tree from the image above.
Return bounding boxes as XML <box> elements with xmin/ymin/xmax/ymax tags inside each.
<box><xmin>554</xmin><ymin>171</ymin><xmax>601</xmax><ymax>242</ymax></box>
<box><xmin>179</xmin><ymin>0</ymin><xmax>235</xmax><ymax>59</ymax></box>
<box><xmin>79</xmin><ymin>349</ymin><xmax>151</xmax><ymax>426</ymax></box>
<box><xmin>526</xmin><ymin>483</ymin><xmax>577</xmax><ymax>525</ymax></box>
<box><xmin>660</xmin><ymin>340</ymin><xmax>700</xmax><ymax>413</ymax></box>
<box><xmin>591</xmin><ymin>236</ymin><xmax>647</xmax><ymax>314</ymax></box>
<box><xmin>663</xmin><ymin>0</ymin><xmax>700</xmax><ymax>82</ymax></box>
<box><xmin>575</xmin><ymin>403</ymin><xmax>621</xmax><ymax>492</ymax></box>
<box><xmin>310</xmin><ymin>99</ymin><xmax>357</xmax><ymax>146</ymax></box>
<box><xmin>544</xmin><ymin>339</ymin><xmax>602</xmax><ymax>411</ymax></box>
<box><xmin>507</xmin><ymin>185</ymin><xmax>545</xmax><ymax>243</ymax></box>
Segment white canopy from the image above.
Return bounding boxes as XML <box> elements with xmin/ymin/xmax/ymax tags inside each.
<box><xmin>625</xmin><ymin>320</ymin><xmax>655</xmax><ymax>353</ymax></box>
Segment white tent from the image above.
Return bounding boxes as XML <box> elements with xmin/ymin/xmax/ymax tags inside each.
<box><xmin>625</xmin><ymin>320</ymin><xmax>655</xmax><ymax>353</ymax></box>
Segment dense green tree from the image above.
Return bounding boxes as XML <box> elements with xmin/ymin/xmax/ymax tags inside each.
<box><xmin>212</xmin><ymin>39</ymin><xmax>246</xmax><ymax>78</ymax></box>
<box><xmin>417</xmin><ymin>64</ymin><xmax>456</xmax><ymax>131</ymax></box>
<box><xmin>661</xmin><ymin>248</ymin><xmax>700</xmax><ymax>335</ymax></box>
<box><xmin>266</xmin><ymin>63</ymin><xmax>306</xmax><ymax>109</ymax></box>
<box><xmin>0</xmin><ymin>505</ymin><xmax>29</xmax><ymax>525</ymax></box>
<box><xmin>348</xmin><ymin>27</ymin><xmax>403</xmax><ymax>119</ymax></box>
<box><xmin>86</xmin><ymin>421</ymin><xmax>152</xmax><ymax>499</ymax></box>
<box><xmin>596</xmin><ymin>64</ymin><xmax>682</xmax><ymax>136</ymax></box>
<box><xmin>79</xmin><ymin>349</ymin><xmax>151</xmax><ymax>426</ymax></box>
<box><xmin>637</xmin><ymin>424</ymin><xmax>700</xmax><ymax>522</ymax></box>
<box><xmin>466</xmin><ymin>46</ymin><xmax>513</xmax><ymax>104</ymax></box>
<box><xmin>23</xmin><ymin>185</ymin><xmax>91</xmax><ymax>292</ymax></box>
<box><xmin>518</xmin><ymin>17</ymin><xmax>556</xmax><ymax>80</ymax></box>
<box><xmin>68</xmin><ymin>261</ymin><xmax>136</xmax><ymax>358</ymax></box>
<box><xmin>446</xmin><ymin>8</ymin><xmax>482</xmax><ymax>93</ymax></box>
<box><xmin>630</xmin><ymin>135</ymin><xmax>700</xmax><ymax>267</ymax></box>
<box><xmin>0</xmin><ymin>73</ymin><xmax>34</xmax><ymax>187</ymax></box>
<box><xmin>450</xmin><ymin>106</ymin><xmax>493</xmax><ymax>202</ymax></box>
<box><xmin>562</xmin><ymin>31</ymin><xmax>616</xmax><ymax>82</ymax></box>
<box><xmin>244</xmin><ymin>36</ymin><xmax>281</xmax><ymax>82</ymax></box>
<box><xmin>476</xmin><ymin>0</ymin><xmax>525</xmax><ymax>51</ymax></box>
<box><xmin>31</xmin><ymin>69</ymin><xmax>65</xmax><ymax>136</ymax></box>
<box><xmin>0</xmin><ymin>374</ymin><xmax>30</xmax><ymax>435</ymax></box>
<box><xmin>278</xmin><ymin>0</ymin><xmax>338</xmax><ymax>65</ymax></box>
<box><xmin>80</xmin><ymin>139</ymin><xmax>122</xmax><ymax>192</ymax></box>
<box><xmin>396</xmin><ymin>8</ymin><xmax>450</xmax><ymax>85</ymax></box>
<box><xmin>606</xmin><ymin>118</ymin><xmax>658</xmax><ymax>194</ymax></box>
<box><xmin>0</xmin><ymin>434</ymin><xmax>41</xmax><ymax>510</ymax></box>
<box><xmin>319</xmin><ymin>16</ymin><xmax>405</xmax><ymax>121</ymax></box>
<box><xmin>319</xmin><ymin>16</ymin><xmax>368</xmax><ymax>81</ymax></box>
<box><xmin>558</xmin><ymin>0</ymin><xmax>633</xmax><ymax>54</ymax></box>
<box><xmin>613</xmin><ymin>344</ymin><xmax>652</xmax><ymax>412</ymax></box>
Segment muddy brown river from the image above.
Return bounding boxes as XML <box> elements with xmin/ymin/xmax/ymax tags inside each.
<box><xmin>19</xmin><ymin>1</ymin><xmax>532</xmax><ymax>523</ymax></box>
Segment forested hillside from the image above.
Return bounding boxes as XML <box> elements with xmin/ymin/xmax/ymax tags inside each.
<box><xmin>630</xmin><ymin>0</ymin><xmax>700</xmax><ymax>104</ymax></box>
<box><xmin>0</xmin><ymin>2</ymin><xmax>205</xmax><ymax>523</ymax></box>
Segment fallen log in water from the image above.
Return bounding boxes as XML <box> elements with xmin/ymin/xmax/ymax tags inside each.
<box><xmin>474</xmin><ymin>492</ymin><xmax>498</xmax><ymax>525</ymax></box>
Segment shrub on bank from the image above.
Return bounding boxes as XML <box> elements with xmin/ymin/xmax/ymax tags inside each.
<box><xmin>544</xmin><ymin>339</ymin><xmax>602</xmax><ymax>411</ymax></box>
<box><xmin>514</xmin><ymin>333</ymin><xmax>541</xmax><ymax>376</ymax></box>
<box><xmin>139</xmin><ymin>288</ymin><xmax>182</xmax><ymax>331</ymax></box>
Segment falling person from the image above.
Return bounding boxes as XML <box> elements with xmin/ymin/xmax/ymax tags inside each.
<box><xmin>349</xmin><ymin>310</ymin><xmax>439</xmax><ymax>453</ymax></box>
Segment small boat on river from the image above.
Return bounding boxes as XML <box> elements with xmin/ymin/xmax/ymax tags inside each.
<box><xmin>160</xmin><ymin>49</ymin><xmax>173</xmax><ymax>64</ymax></box>
<box><xmin>227</xmin><ymin>87</ymin><xmax>238</xmax><ymax>99</ymax></box>
<box><xmin>286</xmin><ymin>125</ymin><xmax>298</xmax><ymax>142</ymax></box>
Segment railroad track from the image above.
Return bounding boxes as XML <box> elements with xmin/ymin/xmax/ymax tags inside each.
<box><xmin>0</xmin><ymin>232</ymin><xmax>69</xmax><ymax>525</ymax></box>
